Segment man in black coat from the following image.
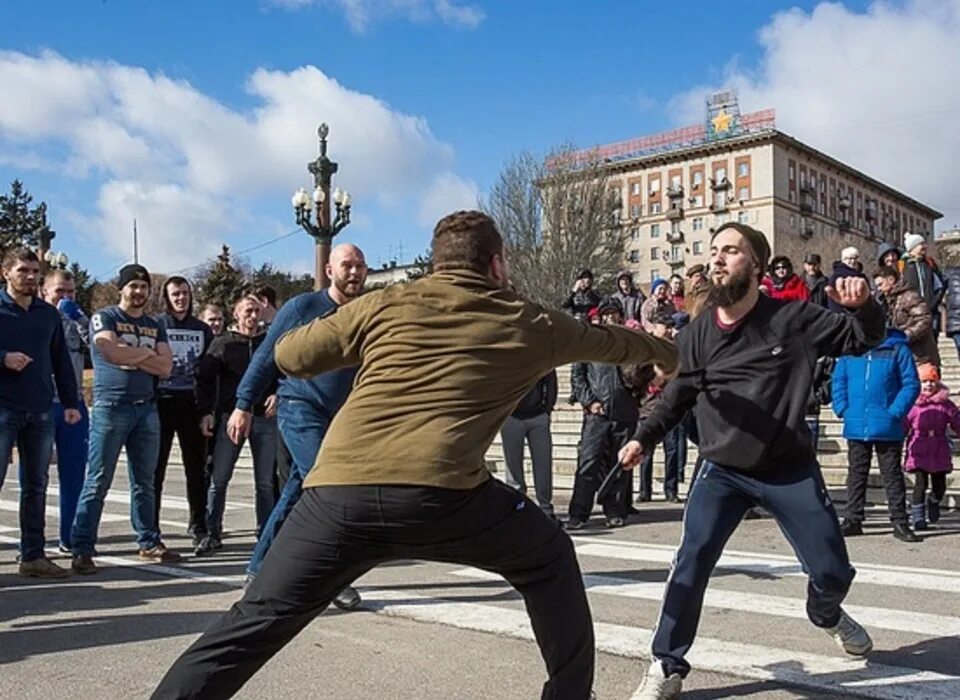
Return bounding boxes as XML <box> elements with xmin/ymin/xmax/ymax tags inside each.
<box><xmin>562</xmin><ymin>268</ymin><xmax>602</xmax><ymax>321</ymax></box>
<box><xmin>802</xmin><ymin>253</ymin><xmax>828</xmax><ymax>307</ymax></box>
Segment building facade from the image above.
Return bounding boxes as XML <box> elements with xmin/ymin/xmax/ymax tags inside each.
<box><xmin>571</xmin><ymin>98</ymin><xmax>941</xmax><ymax>287</ymax></box>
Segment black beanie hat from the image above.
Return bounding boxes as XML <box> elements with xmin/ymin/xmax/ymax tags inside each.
<box><xmin>118</xmin><ymin>263</ymin><xmax>151</xmax><ymax>290</ymax></box>
<box><xmin>711</xmin><ymin>222</ymin><xmax>770</xmax><ymax>280</ymax></box>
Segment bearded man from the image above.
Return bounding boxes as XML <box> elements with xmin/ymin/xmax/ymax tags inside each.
<box><xmin>621</xmin><ymin>222</ymin><xmax>886</xmax><ymax>700</ymax></box>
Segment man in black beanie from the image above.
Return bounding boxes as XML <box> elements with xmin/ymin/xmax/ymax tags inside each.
<box><xmin>71</xmin><ymin>264</ymin><xmax>181</xmax><ymax>574</ymax></box>
<box><xmin>621</xmin><ymin>222</ymin><xmax>885</xmax><ymax>699</ymax></box>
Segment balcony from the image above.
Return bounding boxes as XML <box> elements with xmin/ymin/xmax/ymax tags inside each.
<box><xmin>666</xmin><ymin>185</ymin><xmax>684</xmax><ymax>199</ymax></box>
<box><xmin>666</xmin><ymin>206</ymin><xmax>684</xmax><ymax>221</ymax></box>
<box><xmin>839</xmin><ymin>219</ymin><xmax>851</xmax><ymax>233</ymax></box>
<box><xmin>799</xmin><ymin>182</ymin><xmax>815</xmax><ymax>195</ymax></box>
<box><xmin>709</xmin><ymin>200</ymin><xmax>729</xmax><ymax>213</ymax></box>
<box><xmin>662</xmin><ymin>251</ymin><xmax>685</xmax><ymax>264</ymax></box>
<box><xmin>799</xmin><ymin>196</ymin><xmax>814</xmax><ymax>215</ymax></box>
<box><xmin>667</xmin><ymin>229</ymin><xmax>684</xmax><ymax>244</ymax></box>
<box><xmin>710</xmin><ymin>176</ymin><xmax>731</xmax><ymax>191</ymax></box>
<box><xmin>800</xmin><ymin>225</ymin><xmax>814</xmax><ymax>239</ymax></box>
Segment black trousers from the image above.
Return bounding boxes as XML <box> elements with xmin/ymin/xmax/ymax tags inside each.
<box><xmin>156</xmin><ymin>394</ymin><xmax>209</xmax><ymax>536</ymax></box>
<box><xmin>569</xmin><ymin>414</ymin><xmax>633</xmax><ymax>520</ymax></box>
<box><xmin>845</xmin><ymin>440</ymin><xmax>908</xmax><ymax>524</ymax></box>
<box><xmin>151</xmin><ymin>479</ymin><xmax>594</xmax><ymax>700</ymax></box>
<box><xmin>912</xmin><ymin>471</ymin><xmax>948</xmax><ymax>504</ymax></box>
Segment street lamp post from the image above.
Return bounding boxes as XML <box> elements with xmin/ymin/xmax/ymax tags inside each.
<box><xmin>292</xmin><ymin>123</ymin><xmax>352</xmax><ymax>290</ymax></box>
<box><xmin>43</xmin><ymin>249</ymin><xmax>69</xmax><ymax>271</ymax></box>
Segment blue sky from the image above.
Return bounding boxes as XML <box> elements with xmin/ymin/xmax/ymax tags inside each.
<box><xmin>2</xmin><ymin>0</ymin><xmax>956</xmax><ymax>281</ymax></box>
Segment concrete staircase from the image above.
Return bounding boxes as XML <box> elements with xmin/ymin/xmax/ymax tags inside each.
<box><xmin>484</xmin><ymin>336</ymin><xmax>960</xmax><ymax>508</ymax></box>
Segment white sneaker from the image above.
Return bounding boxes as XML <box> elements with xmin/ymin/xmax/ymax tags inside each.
<box><xmin>630</xmin><ymin>661</ymin><xmax>682</xmax><ymax>700</ymax></box>
<box><xmin>825</xmin><ymin>610</ymin><xmax>873</xmax><ymax>655</ymax></box>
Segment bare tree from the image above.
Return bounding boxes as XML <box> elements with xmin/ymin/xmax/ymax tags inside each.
<box><xmin>484</xmin><ymin>146</ymin><xmax>625</xmax><ymax>308</ymax></box>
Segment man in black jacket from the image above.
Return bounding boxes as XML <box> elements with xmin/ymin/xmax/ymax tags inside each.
<box><xmin>195</xmin><ymin>295</ymin><xmax>279</xmax><ymax>554</ymax></box>
<box><xmin>621</xmin><ymin>222</ymin><xmax>885</xmax><ymax>700</ymax></box>
<box><xmin>567</xmin><ymin>297</ymin><xmax>635</xmax><ymax>529</ymax></box>
<box><xmin>499</xmin><ymin>370</ymin><xmax>558</xmax><ymax>516</ymax></box>
<box><xmin>562</xmin><ymin>268</ymin><xmax>602</xmax><ymax>321</ymax></box>
<box><xmin>802</xmin><ymin>253</ymin><xmax>828</xmax><ymax>307</ymax></box>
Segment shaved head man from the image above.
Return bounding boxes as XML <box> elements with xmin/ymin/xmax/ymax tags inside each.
<box><xmin>226</xmin><ymin>241</ymin><xmax>368</xmax><ymax>608</ymax></box>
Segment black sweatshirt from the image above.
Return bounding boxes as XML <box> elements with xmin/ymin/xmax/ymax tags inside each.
<box><xmin>633</xmin><ymin>295</ymin><xmax>885</xmax><ymax>473</ymax></box>
<box><xmin>195</xmin><ymin>329</ymin><xmax>276</xmax><ymax>417</ymax></box>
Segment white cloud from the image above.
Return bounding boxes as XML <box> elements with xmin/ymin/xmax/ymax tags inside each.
<box><xmin>0</xmin><ymin>51</ymin><xmax>472</xmax><ymax>270</ymax></box>
<box><xmin>269</xmin><ymin>0</ymin><xmax>485</xmax><ymax>33</ymax></box>
<box><xmin>417</xmin><ymin>171</ymin><xmax>480</xmax><ymax>227</ymax></box>
<box><xmin>667</xmin><ymin>0</ymin><xmax>960</xmax><ymax>230</ymax></box>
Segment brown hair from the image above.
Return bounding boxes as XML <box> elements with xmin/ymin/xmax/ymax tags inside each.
<box><xmin>2</xmin><ymin>246</ymin><xmax>40</xmax><ymax>270</ymax></box>
<box><xmin>874</xmin><ymin>265</ymin><xmax>900</xmax><ymax>281</ymax></box>
<box><xmin>432</xmin><ymin>210</ymin><xmax>503</xmax><ymax>274</ymax></box>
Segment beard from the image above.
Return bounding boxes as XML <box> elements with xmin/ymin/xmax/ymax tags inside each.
<box><xmin>708</xmin><ymin>267</ymin><xmax>754</xmax><ymax>307</ymax></box>
<box><xmin>332</xmin><ymin>275</ymin><xmax>363</xmax><ymax>299</ymax></box>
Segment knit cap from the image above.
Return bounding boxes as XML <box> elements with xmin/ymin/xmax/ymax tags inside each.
<box><xmin>711</xmin><ymin>222</ymin><xmax>770</xmax><ymax>280</ymax></box>
<box><xmin>904</xmin><ymin>233</ymin><xmax>926</xmax><ymax>254</ymax></box>
<box><xmin>117</xmin><ymin>264</ymin><xmax>151</xmax><ymax>290</ymax></box>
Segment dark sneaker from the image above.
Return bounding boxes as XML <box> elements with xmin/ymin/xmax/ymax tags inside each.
<box><xmin>605</xmin><ymin>516</ymin><xmax>626</xmax><ymax>529</ymax></box>
<box><xmin>839</xmin><ymin>519</ymin><xmax>863</xmax><ymax>537</ymax></box>
<box><xmin>58</xmin><ymin>543</ymin><xmax>72</xmax><ymax>555</ymax></box>
<box><xmin>332</xmin><ymin>585</ymin><xmax>362</xmax><ymax>611</ymax></box>
<box><xmin>19</xmin><ymin>557</ymin><xmax>69</xmax><ymax>579</ymax></box>
<box><xmin>564</xmin><ymin>518</ymin><xmax>587</xmax><ymax>531</ymax></box>
<box><xmin>71</xmin><ymin>554</ymin><xmax>97</xmax><ymax>575</ymax></box>
<box><xmin>927</xmin><ymin>498</ymin><xmax>941</xmax><ymax>524</ymax></box>
<box><xmin>825</xmin><ymin>610</ymin><xmax>873</xmax><ymax>655</ymax></box>
<box><xmin>665</xmin><ymin>495</ymin><xmax>682</xmax><ymax>504</ymax></box>
<box><xmin>194</xmin><ymin>536</ymin><xmax>221</xmax><ymax>556</ymax></box>
<box><xmin>892</xmin><ymin>522</ymin><xmax>921</xmax><ymax>543</ymax></box>
<box><xmin>636</xmin><ymin>494</ymin><xmax>651</xmax><ymax>503</ymax></box>
<box><xmin>139</xmin><ymin>543</ymin><xmax>183</xmax><ymax>563</ymax></box>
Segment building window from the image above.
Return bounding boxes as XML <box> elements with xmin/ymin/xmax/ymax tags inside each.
<box><xmin>671</xmin><ymin>221</ymin><xmax>681</xmax><ymax>234</ymax></box>
<box><xmin>629</xmin><ymin>227</ymin><xmax>640</xmax><ymax>241</ymax></box>
<box><xmin>715</xmin><ymin>213</ymin><xmax>728</xmax><ymax>226</ymax></box>
<box><xmin>738</xmin><ymin>162</ymin><xmax>749</xmax><ymax>178</ymax></box>
<box><xmin>651</xmin><ymin>223</ymin><xmax>660</xmax><ymax>238</ymax></box>
<box><xmin>789</xmin><ymin>163</ymin><xmax>796</xmax><ymax>180</ymax></box>
<box><xmin>650</xmin><ymin>269</ymin><xmax>660</xmax><ymax>282</ymax></box>
<box><xmin>692</xmin><ymin>171</ymin><xmax>703</xmax><ymax>188</ymax></box>
<box><xmin>692</xmin><ymin>217</ymin><xmax>703</xmax><ymax>231</ymax></box>
<box><xmin>650</xmin><ymin>246</ymin><xmax>659</xmax><ymax>260</ymax></box>
<box><xmin>671</xmin><ymin>244</ymin><xmax>682</xmax><ymax>258</ymax></box>
<box><xmin>628</xmin><ymin>249</ymin><xmax>640</xmax><ymax>263</ymax></box>
<box><xmin>692</xmin><ymin>241</ymin><xmax>703</xmax><ymax>255</ymax></box>
<box><xmin>716</xmin><ymin>167</ymin><xmax>727</xmax><ymax>182</ymax></box>
<box><xmin>738</xmin><ymin>210</ymin><xmax>749</xmax><ymax>224</ymax></box>
<box><xmin>671</xmin><ymin>174</ymin><xmax>681</xmax><ymax>189</ymax></box>
<box><xmin>789</xmin><ymin>214</ymin><xmax>797</xmax><ymax>229</ymax></box>
<box><xmin>738</xmin><ymin>187</ymin><xmax>749</xmax><ymax>201</ymax></box>
<box><xmin>632</xmin><ymin>183</ymin><xmax>641</xmax><ymax>196</ymax></box>
<box><xmin>650</xmin><ymin>202</ymin><xmax>662</xmax><ymax>214</ymax></box>
<box><xmin>692</xmin><ymin>195</ymin><xmax>704</xmax><ymax>207</ymax></box>
<box><xmin>649</xmin><ymin>179</ymin><xmax>660</xmax><ymax>193</ymax></box>
<box><xmin>630</xmin><ymin>204</ymin><xmax>642</xmax><ymax>218</ymax></box>
<box><xmin>789</xmin><ymin>191</ymin><xmax>796</xmax><ymax>203</ymax></box>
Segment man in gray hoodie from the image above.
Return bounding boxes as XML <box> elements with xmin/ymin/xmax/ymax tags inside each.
<box><xmin>612</xmin><ymin>271</ymin><xmax>644</xmax><ymax>322</ymax></box>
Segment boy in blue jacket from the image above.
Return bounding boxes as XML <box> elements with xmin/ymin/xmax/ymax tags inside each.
<box><xmin>832</xmin><ymin>327</ymin><xmax>921</xmax><ymax>542</ymax></box>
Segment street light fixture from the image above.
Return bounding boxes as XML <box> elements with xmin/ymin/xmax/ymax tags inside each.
<box><xmin>43</xmin><ymin>249</ymin><xmax>69</xmax><ymax>270</ymax></box>
<box><xmin>291</xmin><ymin>123</ymin><xmax>352</xmax><ymax>290</ymax></box>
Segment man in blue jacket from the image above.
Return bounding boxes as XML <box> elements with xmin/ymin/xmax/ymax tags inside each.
<box><xmin>1</xmin><ymin>248</ymin><xmax>80</xmax><ymax>578</ymax></box>
<box><xmin>228</xmin><ymin>243</ymin><xmax>367</xmax><ymax>609</ymax></box>
<box><xmin>832</xmin><ymin>327</ymin><xmax>921</xmax><ymax>542</ymax></box>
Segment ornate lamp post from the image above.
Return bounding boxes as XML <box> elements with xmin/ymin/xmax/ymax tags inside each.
<box><xmin>43</xmin><ymin>249</ymin><xmax>69</xmax><ymax>271</ymax></box>
<box><xmin>292</xmin><ymin>123</ymin><xmax>352</xmax><ymax>290</ymax></box>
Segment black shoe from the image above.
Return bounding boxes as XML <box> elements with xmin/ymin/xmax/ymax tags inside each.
<box><xmin>332</xmin><ymin>585</ymin><xmax>362</xmax><ymax>611</ymax></box>
<box><xmin>839</xmin><ymin>519</ymin><xmax>863</xmax><ymax>537</ymax></box>
<box><xmin>892</xmin><ymin>522</ymin><xmax>922</xmax><ymax>543</ymax></box>
<box><xmin>626</xmin><ymin>506</ymin><xmax>640</xmax><ymax>515</ymax></box>
<box><xmin>665</xmin><ymin>495</ymin><xmax>682</xmax><ymax>504</ymax></box>
<box><xmin>605</xmin><ymin>516</ymin><xmax>626</xmax><ymax>529</ymax></box>
<box><xmin>195</xmin><ymin>536</ymin><xmax>221</xmax><ymax>556</ymax></box>
<box><xmin>927</xmin><ymin>498</ymin><xmax>941</xmax><ymax>524</ymax></box>
<box><xmin>564</xmin><ymin>518</ymin><xmax>587</xmax><ymax>531</ymax></box>
<box><xmin>636</xmin><ymin>494</ymin><xmax>651</xmax><ymax>504</ymax></box>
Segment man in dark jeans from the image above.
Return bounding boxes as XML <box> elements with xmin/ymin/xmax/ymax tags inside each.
<box><xmin>620</xmin><ymin>223</ymin><xmax>883</xmax><ymax>699</ymax></box>
<box><xmin>567</xmin><ymin>297</ymin><xmax>636</xmax><ymax>529</ymax></box>
<box><xmin>832</xmin><ymin>327</ymin><xmax>920</xmax><ymax>542</ymax></box>
<box><xmin>155</xmin><ymin>276</ymin><xmax>214</xmax><ymax>545</ymax></box>
<box><xmin>0</xmin><ymin>248</ymin><xmax>80</xmax><ymax>578</ymax></box>
<box><xmin>151</xmin><ymin>211</ymin><xmax>678</xmax><ymax>700</ymax></box>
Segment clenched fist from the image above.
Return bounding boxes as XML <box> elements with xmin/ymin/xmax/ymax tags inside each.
<box><xmin>825</xmin><ymin>277</ymin><xmax>871</xmax><ymax>309</ymax></box>
<box><xmin>618</xmin><ymin>440</ymin><xmax>645</xmax><ymax>469</ymax></box>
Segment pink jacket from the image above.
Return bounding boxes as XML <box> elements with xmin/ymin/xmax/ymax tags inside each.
<box><xmin>905</xmin><ymin>386</ymin><xmax>960</xmax><ymax>473</ymax></box>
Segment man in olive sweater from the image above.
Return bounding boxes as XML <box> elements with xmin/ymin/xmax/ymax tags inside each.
<box><xmin>153</xmin><ymin>211</ymin><xmax>678</xmax><ymax>700</ymax></box>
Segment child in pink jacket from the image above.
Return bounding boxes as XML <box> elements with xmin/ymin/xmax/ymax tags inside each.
<box><xmin>905</xmin><ymin>363</ymin><xmax>959</xmax><ymax>529</ymax></box>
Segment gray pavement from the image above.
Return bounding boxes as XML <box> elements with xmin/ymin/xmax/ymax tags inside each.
<box><xmin>2</xmin><ymin>461</ymin><xmax>959</xmax><ymax>699</ymax></box>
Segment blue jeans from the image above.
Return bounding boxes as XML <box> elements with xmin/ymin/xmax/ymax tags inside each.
<box><xmin>639</xmin><ymin>423</ymin><xmax>685</xmax><ymax>499</ymax></box>
<box><xmin>651</xmin><ymin>460</ymin><xmax>854</xmax><ymax>678</ymax></box>
<box><xmin>246</xmin><ymin>398</ymin><xmax>330</xmax><ymax>577</ymax></box>
<box><xmin>71</xmin><ymin>401</ymin><xmax>162</xmax><ymax>554</ymax></box>
<box><xmin>206</xmin><ymin>413</ymin><xmax>278</xmax><ymax>539</ymax></box>
<box><xmin>0</xmin><ymin>407</ymin><xmax>55</xmax><ymax>562</ymax></box>
<box><xmin>53</xmin><ymin>401</ymin><xmax>88</xmax><ymax>548</ymax></box>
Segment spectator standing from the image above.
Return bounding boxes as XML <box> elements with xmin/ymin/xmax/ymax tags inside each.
<box><xmin>827</xmin><ymin>247</ymin><xmax>867</xmax><ymax>312</ymax></box>
<box><xmin>200</xmin><ymin>304</ymin><xmax>226</xmax><ymax>337</ymax></box>
<box><xmin>567</xmin><ymin>297</ymin><xmax>636</xmax><ymax>529</ymax></box>
<box><xmin>762</xmin><ymin>256</ymin><xmax>810</xmax><ymax>302</ymax></box>
<box><xmin>904</xmin><ymin>363</ymin><xmax>959</xmax><ymax>530</ymax></box>
<box><xmin>254</xmin><ymin>284</ymin><xmax>278</xmax><ymax>328</ymax></box>
<box><xmin>806</xmin><ymin>356</ymin><xmax>835</xmax><ymax>451</ymax></box>
<box><xmin>876</xmin><ymin>243</ymin><xmax>901</xmax><ymax>271</ymax></box>
<box><xmin>640</xmin><ymin>279</ymin><xmax>678</xmax><ymax>332</ymax></box>
<box><xmin>685</xmin><ymin>264</ymin><xmax>711</xmax><ymax>319</ymax></box>
<box><xmin>612</xmin><ymin>271</ymin><xmax>644</xmax><ymax>322</ymax></box>
<box><xmin>562</xmin><ymin>268</ymin><xmax>602</xmax><ymax>321</ymax></box>
<box><xmin>874</xmin><ymin>266</ymin><xmax>939</xmax><ymax>366</ymax></box>
<box><xmin>802</xmin><ymin>253</ymin><xmax>829</xmax><ymax>307</ymax></box>
<box><xmin>942</xmin><ymin>265</ymin><xmax>960</xmax><ymax>360</ymax></box>
<box><xmin>499</xmin><ymin>370</ymin><xmax>558</xmax><ymax>517</ymax></box>
<box><xmin>900</xmin><ymin>233</ymin><xmax>944</xmax><ymax>337</ymax></box>
<box><xmin>832</xmin><ymin>328</ymin><xmax>921</xmax><ymax>542</ymax></box>
<box><xmin>41</xmin><ymin>269</ymin><xmax>90</xmax><ymax>553</ymax></box>
<box><xmin>195</xmin><ymin>295</ymin><xmax>278</xmax><ymax>554</ymax></box>
<box><xmin>155</xmin><ymin>277</ymin><xmax>214</xmax><ymax>546</ymax></box>
<box><xmin>0</xmin><ymin>248</ymin><xmax>80</xmax><ymax>578</ymax></box>
<box><xmin>71</xmin><ymin>264</ymin><xmax>179</xmax><ymax>574</ymax></box>
<box><xmin>668</xmin><ymin>274</ymin><xmax>686</xmax><ymax>312</ymax></box>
